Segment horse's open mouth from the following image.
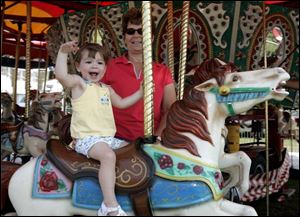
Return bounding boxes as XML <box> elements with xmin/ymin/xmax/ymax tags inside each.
<box><xmin>273</xmin><ymin>80</ymin><xmax>289</xmax><ymax>95</ymax></box>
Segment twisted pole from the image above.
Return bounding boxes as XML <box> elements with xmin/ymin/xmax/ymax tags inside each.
<box><xmin>94</xmin><ymin>1</ymin><xmax>99</xmax><ymax>43</ymax></box>
<box><xmin>142</xmin><ymin>1</ymin><xmax>154</xmax><ymax>139</ymax></box>
<box><xmin>177</xmin><ymin>1</ymin><xmax>190</xmax><ymax>100</ymax></box>
<box><xmin>25</xmin><ymin>1</ymin><xmax>31</xmax><ymax>118</ymax></box>
<box><xmin>12</xmin><ymin>22</ymin><xmax>22</xmax><ymax>111</ymax></box>
<box><xmin>167</xmin><ymin>1</ymin><xmax>174</xmax><ymax>79</ymax></box>
<box><xmin>262</xmin><ymin>2</ymin><xmax>270</xmax><ymax>216</ymax></box>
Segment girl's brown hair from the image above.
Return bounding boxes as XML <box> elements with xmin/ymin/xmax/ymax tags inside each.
<box><xmin>74</xmin><ymin>43</ymin><xmax>109</xmax><ymax>64</ymax></box>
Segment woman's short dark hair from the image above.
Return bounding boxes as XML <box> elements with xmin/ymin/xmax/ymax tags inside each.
<box><xmin>122</xmin><ymin>7</ymin><xmax>155</xmax><ymax>36</ymax></box>
<box><xmin>74</xmin><ymin>43</ymin><xmax>110</xmax><ymax>64</ymax></box>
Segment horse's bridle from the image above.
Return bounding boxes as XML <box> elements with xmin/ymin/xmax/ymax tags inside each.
<box><xmin>209</xmin><ymin>86</ymin><xmax>271</xmax><ymax>116</ymax></box>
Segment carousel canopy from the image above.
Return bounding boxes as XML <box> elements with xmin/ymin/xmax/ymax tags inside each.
<box><xmin>1</xmin><ymin>1</ymin><xmax>119</xmax><ymax>65</ymax></box>
<box><xmin>1</xmin><ymin>1</ymin><xmax>297</xmax><ymax>67</ymax></box>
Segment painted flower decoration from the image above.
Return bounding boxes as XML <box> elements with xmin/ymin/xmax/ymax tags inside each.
<box><xmin>41</xmin><ymin>159</ymin><xmax>48</xmax><ymax>166</ymax></box>
<box><xmin>177</xmin><ymin>162</ymin><xmax>185</xmax><ymax>170</ymax></box>
<box><xmin>214</xmin><ymin>171</ymin><xmax>224</xmax><ymax>189</ymax></box>
<box><xmin>193</xmin><ymin>165</ymin><xmax>203</xmax><ymax>175</ymax></box>
<box><xmin>39</xmin><ymin>171</ymin><xmax>58</xmax><ymax>192</ymax></box>
<box><xmin>158</xmin><ymin>154</ymin><xmax>173</xmax><ymax>169</ymax></box>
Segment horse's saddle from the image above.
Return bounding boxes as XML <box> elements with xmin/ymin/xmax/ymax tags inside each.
<box><xmin>1</xmin><ymin>120</ymin><xmax>25</xmax><ymax>154</ymax></box>
<box><xmin>46</xmin><ymin>138</ymin><xmax>154</xmax><ymax>215</ymax></box>
<box><xmin>46</xmin><ymin>138</ymin><xmax>154</xmax><ymax>192</ymax></box>
<box><xmin>1</xmin><ymin>119</ymin><xmax>24</xmax><ymax>134</ymax></box>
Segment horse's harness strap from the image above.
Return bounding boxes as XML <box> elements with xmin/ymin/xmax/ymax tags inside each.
<box><xmin>210</xmin><ymin>87</ymin><xmax>271</xmax><ymax>116</ymax></box>
<box><xmin>23</xmin><ymin>125</ymin><xmax>49</xmax><ymax>141</ymax></box>
<box><xmin>226</xmin><ymin>103</ymin><xmax>235</xmax><ymax>116</ymax></box>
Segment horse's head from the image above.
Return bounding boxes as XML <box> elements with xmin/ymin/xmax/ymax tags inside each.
<box><xmin>162</xmin><ymin>58</ymin><xmax>290</xmax><ymax>157</ymax></box>
<box><xmin>27</xmin><ymin>92</ymin><xmax>63</xmax><ymax>131</ymax></box>
<box><xmin>1</xmin><ymin>92</ymin><xmax>13</xmax><ymax>108</ymax></box>
<box><xmin>38</xmin><ymin>92</ymin><xmax>63</xmax><ymax>112</ymax></box>
<box><xmin>193</xmin><ymin>58</ymin><xmax>290</xmax><ymax>116</ymax></box>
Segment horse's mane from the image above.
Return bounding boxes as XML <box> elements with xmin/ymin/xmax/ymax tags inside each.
<box><xmin>161</xmin><ymin>58</ymin><xmax>236</xmax><ymax>157</ymax></box>
<box><xmin>27</xmin><ymin>101</ymin><xmax>46</xmax><ymax>130</ymax></box>
<box><xmin>192</xmin><ymin>58</ymin><xmax>238</xmax><ymax>86</ymax></box>
<box><xmin>56</xmin><ymin>114</ymin><xmax>72</xmax><ymax>145</ymax></box>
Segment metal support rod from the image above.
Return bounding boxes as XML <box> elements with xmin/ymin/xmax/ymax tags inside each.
<box><xmin>177</xmin><ymin>1</ymin><xmax>190</xmax><ymax>100</ymax></box>
<box><xmin>262</xmin><ymin>2</ymin><xmax>270</xmax><ymax>216</ymax></box>
<box><xmin>94</xmin><ymin>1</ymin><xmax>99</xmax><ymax>43</ymax></box>
<box><xmin>25</xmin><ymin>1</ymin><xmax>32</xmax><ymax>119</ymax></box>
<box><xmin>142</xmin><ymin>1</ymin><xmax>154</xmax><ymax>138</ymax></box>
<box><xmin>167</xmin><ymin>1</ymin><xmax>174</xmax><ymax>79</ymax></box>
<box><xmin>43</xmin><ymin>54</ymin><xmax>49</xmax><ymax>93</ymax></box>
<box><xmin>12</xmin><ymin>22</ymin><xmax>22</xmax><ymax>111</ymax></box>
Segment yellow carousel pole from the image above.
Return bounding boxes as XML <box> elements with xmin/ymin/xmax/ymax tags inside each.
<box><xmin>43</xmin><ymin>54</ymin><xmax>49</xmax><ymax>93</ymax></box>
<box><xmin>94</xmin><ymin>1</ymin><xmax>99</xmax><ymax>43</ymax></box>
<box><xmin>1</xmin><ymin>5</ymin><xmax>4</xmax><ymax>66</ymax></box>
<box><xmin>167</xmin><ymin>1</ymin><xmax>174</xmax><ymax>79</ymax></box>
<box><xmin>25</xmin><ymin>1</ymin><xmax>32</xmax><ymax>119</ymax></box>
<box><xmin>142</xmin><ymin>1</ymin><xmax>154</xmax><ymax>140</ymax></box>
<box><xmin>177</xmin><ymin>1</ymin><xmax>190</xmax><ymax>100</ymax></box>
<box><xmin>262</xmin><ymin>2</ymin><xmax>270</xmax><ymax>216</ymax></box>
<box><xmin>12</xmin><ymin>22</ymin><xmax>22</xmax><ymax>111</ymax></box>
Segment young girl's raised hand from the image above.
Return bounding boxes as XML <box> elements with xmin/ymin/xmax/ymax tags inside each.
<box><xmin>59</xmin><ymin>41</ymin><xmax>79</xmax><ymax>54</ymax></box>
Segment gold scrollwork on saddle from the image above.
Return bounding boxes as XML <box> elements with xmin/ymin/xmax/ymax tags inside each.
<box><xmin>46</xmin><ymin>138</ymin><xmax>154</xmax><ymax>193</ymax></box>
<box><xmin>116</xmin><ymin>156</ymin><xmax>148</xmax><ymax>187</ymax></box>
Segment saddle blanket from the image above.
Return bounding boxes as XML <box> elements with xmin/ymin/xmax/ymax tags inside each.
<box><xmin>143</xmin><ymin>144</ymin><xmax>224</xmax><ymax>199</ymax></box>
<box><xmin>73</xmin><ymin>176</ymin><xmax>213</xmax><ymax>211</ymax></box>
<box><xmin>32</xmin><ymin>155</ymin><xmax>214</xmax><ymax>210</ymax></box>
<box><xmin>32</xmin><ymin>155</ymin><xmax>72</xmax><ymax>198</ymax></box>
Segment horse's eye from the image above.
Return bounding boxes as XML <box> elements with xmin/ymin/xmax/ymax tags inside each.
<box><xmin>232</xmin><ymin>75</ymin><xmax>239</xmax><ymax>82</ymax></box>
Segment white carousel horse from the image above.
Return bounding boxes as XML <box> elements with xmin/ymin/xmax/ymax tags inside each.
<box><xmin>8</xmin><ymin>59</ymin><xmax>290</xmax><ymax>216</ymax></box>
<box><xmin>1</xmin><ymin>92</ymin><xmax>63</xmax><ymax>159</ymax></box>
<box><xmin>22</xmin><ymin>92</ymin><xmax>64</xmax><ymax>157</ymax></box>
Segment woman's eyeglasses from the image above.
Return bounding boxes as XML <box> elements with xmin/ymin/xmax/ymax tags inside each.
<box><xmin>125</xmin><ymin>28</ymin><xmax>142</xmax><ymax>35</ymax></box>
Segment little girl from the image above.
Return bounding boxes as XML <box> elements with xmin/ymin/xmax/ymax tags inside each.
<box><xmin>55</xmin><ymin>41</ymin><xmax>143</xmax><ymax>216</ymax></box>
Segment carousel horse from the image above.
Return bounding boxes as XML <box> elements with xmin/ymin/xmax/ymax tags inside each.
<box><xmin>1</xmin><ymin>90</ymin><xmax>40</xmax><ymax>122</ymax></box>
<box><xmin>1</xmin><ymin>93</ymin><xmax>18</xmax><ymax>123</ymax></box>
<box><xmin>278</xmin><ymin>108</ymin><xmax>299</xmax><ymax>142</ymax></box>
<box><xmin>1</xmin><ymin>92</ymin><xmax>64</xmax><ymax>159</ymax></box>
<box><xmin>8</xmin><ymin>59</ymin><xmax>290</xmax><ymax>216</ymax></box>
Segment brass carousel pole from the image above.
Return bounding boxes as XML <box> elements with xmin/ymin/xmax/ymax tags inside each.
<box><xmin>142</xmin><ymin>1</ymin><xmax>154</xmax><ymax>140</ymax></box>
<box><xmin>167</xmin><ymin>1</ymin><xmax>174</xmax><ymax>79</ymax></box>
<box><xmin>177</xmin><ymin>1</ymin><xmax>190</xmax><ymax>100</ymax></box>
<box><xmin>43</xmin><ymin>54</ymin><xmax>49</xmax><ymax>93</ymax></box>
<box><xmin>25</xmin><ymin>1</ymin><xmax>32</xmax><ymax>119</ymax></box>
<box><xmin>1</xmin><ymin>3</ymin><xmax>4</xmax><ymax>65</ymax></box>
<box><xmin>37</xmin><ymin>41</ymin><xmax>42</xmax><ymax>92</ymax></box>
<box><xmin>12</xmin><ymin>22</ymin><xmax>22</xmax><ymax>111</ymax></box>
<box><xmin>94</xmin><ymin>1</ymin><xmax>99</xmax><ymax>43</ymax></box>
<box><xmin>262</xmin><ymin>2</ymin><xmax>270</xmax><ymax>216</ymax></box>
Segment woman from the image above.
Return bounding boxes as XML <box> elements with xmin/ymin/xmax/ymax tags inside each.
<box><xmin>101</xmin><ymin>7</ymin><xmax>176</xmax><ymax>142</ymax></box>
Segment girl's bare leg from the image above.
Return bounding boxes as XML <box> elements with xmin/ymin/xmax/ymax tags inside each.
<box><xmin>88</xmin><ymin>142</ymin><xmax>118</xmax><ymax>207</ymax></box>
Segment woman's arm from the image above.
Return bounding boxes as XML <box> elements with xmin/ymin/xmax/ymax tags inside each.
<box><xmin>55</xmin><ymin>41</ymin><xmax>81</xmax><ymax>89</ymax></box>
<box><xmin>154</xmin><ymin>83</ymin><xmax>176</xmax><ymax>137</ymax></box>
<box><xmin>109</xmin><ymin>85</ymin><xmax>143</xmax><ymax>109</ymax></box>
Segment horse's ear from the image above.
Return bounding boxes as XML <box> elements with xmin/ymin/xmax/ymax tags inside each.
<box><xmin>194</xmin><ymin>79</ymin><xmax>217</xmax><ymax>92</ymax></box>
